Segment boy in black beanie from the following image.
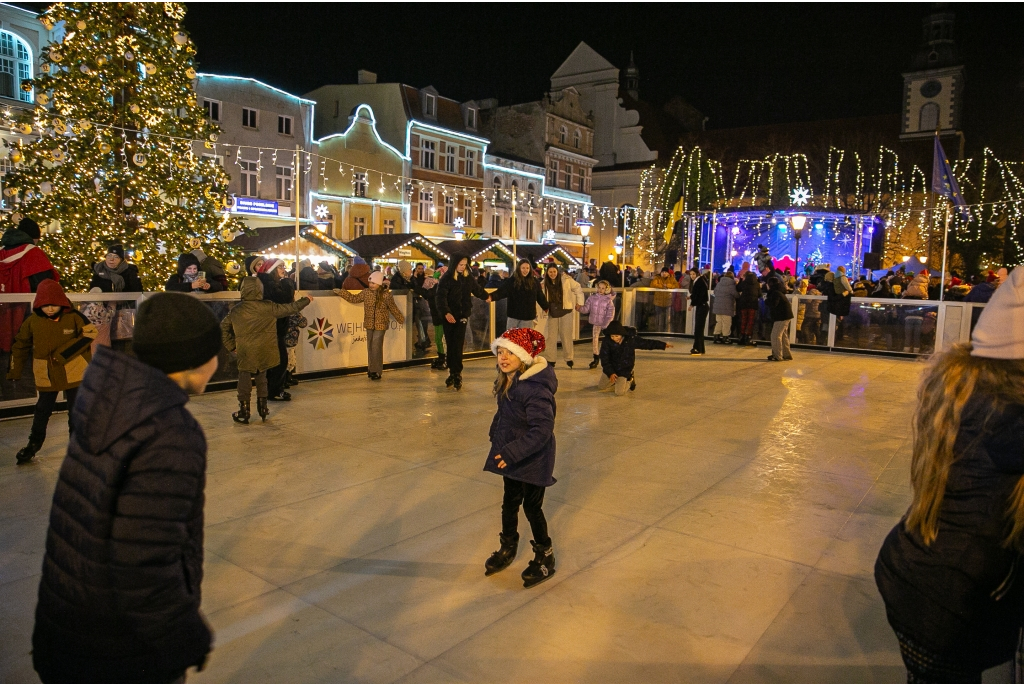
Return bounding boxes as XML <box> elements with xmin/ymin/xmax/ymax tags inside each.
<box><xmin>32</xmin><ymin>293</ymin><xmax>221</xmax><ymax>684</ymax></box>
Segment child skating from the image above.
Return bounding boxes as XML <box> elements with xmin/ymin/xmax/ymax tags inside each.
<box><xmin>598</xmin><ymin>319</ymin><xmax>672</xmax><ymax>395</ymax></box>
<box><xmin>579</xmin><ymin>279</ymin><xmax>615</xmax><ymax>369</ymax></box>
<box><xmin>8</xmin><ymin>279</ymin><xmax>97</xmax><ymax>464</ymax></box>
<box><xmin>221</xmin><ymin>277</ymin><xmax>311</xmax><ymax>423</ymax></box>
<box><xmin>484</xmin><ymin>327</ymin><xmax>558</xmax><ymax>588</ymax></box>
<box><xmin>334</xmin><ymin>270</ymin><xmax>405</xmax><ymax>381</ymax></box>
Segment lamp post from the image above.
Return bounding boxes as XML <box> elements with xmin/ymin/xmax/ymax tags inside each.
<box><xmin>790</xmin><ymin>214</ymin><xmax>806</xmax><ymax>271</ymax></box>
<box><xmin>614</xmin><ymin>237</ymin><xmax>624</xmax><ymax>286</ymax></box>
<box><xmin>578</xmin><ymin>221</ymin><xmax>591</xmax><ymax>267</ymax></box>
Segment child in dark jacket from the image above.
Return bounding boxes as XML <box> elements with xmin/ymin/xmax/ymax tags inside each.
<box><xmin>483</xmin><ymin>327</ymin><xmax>558</xmax><ymax>588</ymax></box>
<box><xmin>598</xmin><ymin>319</ymin><xmax>672</xmax><ymax>395</ymax></box>
<box><xmin>8</xmin><ymin>279</ymin><xmax>97</xmax><ymax>463</ymax></box>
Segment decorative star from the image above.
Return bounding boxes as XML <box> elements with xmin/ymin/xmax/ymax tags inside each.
<box><xmin>306</xmin><ymin>317</ymin><xmax>335</xmax><ymax>350</ymax></box>
<box><xmin>453</xmin><ymin>217</ymin><xmax>466</xmax><ymax>230</ymax></box>
<box><xmin>790</xmin><ymin>187</ymin><xmax>812</xmax><ymax>207</ymax></box>
<box><xmin>314</xmin><ymin>203</ymin><xmax>329</xmax><ymax>220</ymax></box>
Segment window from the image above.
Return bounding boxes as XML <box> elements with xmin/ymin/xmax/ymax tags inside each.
<box><xmin>424</xmin><ymin>93</ymin><xmax>436</xmax><ymax>117</ymax></box>
<box><xmin>463</xmin><ymin>198</ymin><xmax>473</xmax><ymax>226</ymax></box>
<box><xmin>418</xmin><ymin>190</ymin><xmax>434</xmax><ymax>222</ymax></box>
<box><xmin>493</xmin><ymin>175</ymin><xmax>502</xmax><ymax>190</ymax></box>
<box><xmin>466</xmin><ymin>108</ymin><xmax>476</xmax><ymax>129</ymax></box>
<box><xmin>353</xmin><ymin>216</ymin><xmax>366</xmax><ymax>238</ymax></box>
<box><xmin>492</xmin><ymin>214</ymin><xmax>502</xmax><ymax>236</ymax></box>
<box><xmin>242</xmin><ymin>107</ymin><xmax>257</xmax><ymax>129</ymax></box>
<box><xmin>548</xmin><ymin>160</ymin><xmax>558</xmax><ymax>187</ymax></box>
<box><xmin>278</xmin><ymin>115</ymin><xmax>293</xmax><ymax>136</ymax></box>
<box><xmin>442</xmin><ymin>142</ymin><xmax>456</xmax><ymax>173</ymax></box>
<box><xmin>526</xmin><ymin>218</ymin><xmax>534</xmax><ymax>240</ymax></box>
<box><xmin>527</xmin><ymin>183</ymin><xmax>536</xmax><ymax>197</ymax></box>
<box><xmin>465</xmin><ymin>150</ymin><xmax>476</xmax><ymax>177</ymax></box>
<box><xmin>919</xmin><ymin>102</ymin><xmax>939</xmax><ymax>132</ymax></box>
<box><xmin>420</xmin><ymin>139</ymin><xmax>436</xmax><ymax>170</ymax></box>
<box><xmin>573</xmin><ymin>129</ymin><xmax>581</xmax><ymax>148</ymax></box>
<box><xmin>275</xmin><ymin>166</ymin><xmax>292</xmax><ymax>201</ymax></box>
<box><xmin>239</xmin><ymin>160</ymin><xmax>258</xmax><ymax>196</ymax></box>
<box><xmin>383</xmin><ymin>219</ymin><xmax>396</xmax><ymax>234</ymax></box>
<box><xmin>0</xmin><ymin>31</ymin><xmax>32</xmax><ymax>102</ymax></box>
<box><xmin>563</xmin><ymin>214</ymin><xmax>571</xmax><ymax>233</ymax></box>
<box><xmin>444</xmin><ymin>196</ymin><xmax>455</xmax><ymax>224</ymax></box>
<box><xmin>559</xmin><ymin>125</ymin><xmax>567</xmax><ymax>145</ymax></box>
<box><xmin>579</xmin><ymin>168</ymin><xmax>587</xmax><ymax>193</ymax></box>
<box><xmin>202</xmin><ymin>99</ymin><xmax>221</xmax><ymax>122</ymax></box>
<box><xmin>563</xmin><ymin>164</ymin><xmax>572</xmax><ymax>190</ymax></box>
<box><xmin>353</xmin><ymin>172</ymin><xmax>367</xmax><ymax>198</ymax></box>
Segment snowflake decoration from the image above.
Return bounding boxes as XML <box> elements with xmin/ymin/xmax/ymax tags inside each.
<box><xmin>314</xmin><ymin>203</ymin><xmax>330</xmax><ymax>220</ymax></box>
<box><xmin>790</xmin><ymin>187</ymin><xmax>812</xmax><ymax>207</ymax></box>
<box><xmin>306</xmin><ymin>317</ymin><xmax>335</xmax><ymax>350</ymax></box>
<box><xmin>453</xmin><ymin>217</ymin><xmax>466</xmax><ymax>230</ymax></box>
<box><xmin>839</xmin><ymin>234</ymin><xmax>852</xmax><ymax>247</ymax></box>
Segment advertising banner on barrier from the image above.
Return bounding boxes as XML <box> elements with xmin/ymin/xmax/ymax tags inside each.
<box><xmin>294</xmin><ymin>292</ymin><xmax>408</xmax><ymax>372</ymax></box>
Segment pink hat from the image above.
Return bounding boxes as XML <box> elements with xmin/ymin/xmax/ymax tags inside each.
<box><xmin>368</xmin><ymin>271</ymin><xmax>384</xmax><ymax>286</ymax></box>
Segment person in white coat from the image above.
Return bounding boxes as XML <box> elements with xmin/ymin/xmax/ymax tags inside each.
<box><xmin>538</xmin><ymin>264</ymin><xmax>584</xmax><ymax>368</ymax></box>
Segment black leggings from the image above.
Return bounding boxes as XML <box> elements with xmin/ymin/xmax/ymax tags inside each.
<box><xmin>442</xmin><ymin>320</ymin><xmax>467</xmax><ymax>376</ymax></box>
<box><xmin>502</xmin><ymin>476</ymin><xmax>550</xmax><ymax>545</ymax></box>
<box><xmin>266</xmin><ymin>332</ymin><xmax>288</xmax><ymax>396</ymax></box>
<box><xmin>31</xmin><ymin>388</ymin><xmax>77</xmax><ymax>442</ymax></box>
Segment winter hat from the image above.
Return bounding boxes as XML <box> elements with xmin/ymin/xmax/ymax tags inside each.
<box><xmin>397</xmin><ymin>260</ymin><xmax>412</xmax><ymax>277</ymax></box>
<box><xmin>353</xmin><ymin>256</ymin><xmax>367</xmax><ymax>265</ymax></box>
<box><xmin>177</xmin><ymin>252</ymin><xmax>201</xmax><ymax>275</ymax></box>
<box><xmin>971</xmin><ymin>267</ymin><xmax>1024</xmax><ymax>359</ymax></box>
<box><xmin>258</xmin><ymin>258</ymin><xmax>284</xmax><ymax>275</ymax></box>
<box><xmin>32</xmin><ymin>279</ymin><xmax>71</xmax><ymax>313</ymax></box>
<box><xmin>837</xmin><ymin>266</ymin><xmax>846</xmax><ymax>275</ymax></box>
<box><xmin>244</xmin><ymin>255</ymin><xmax>264</xmax><ymax>276</ymax></box>
<box><xmin>986</xmin><ymin>271</ymin><xmax>998</xmax><ymax>283</ymax></box>
<box><xmin>492</xmin><ymin>327</ymin><xmax>546</xmax><ymax>364</ymax></box>
<box><xmin>133</xmin><ymin>292</ymin><xmax>222</xmax><ymax>374</ymax></box>
<box><xmin>604</xmin><ymin>319</ymin><xmax>627</xmax><ymax>338</ymax></box>
<box><xmin>368</xmin><ymin>271</ymin><xmax>384</xmax><ymax>286</ymax></box>
<box><xmin>18</xmin><ymin>216</ymin><xmax>40</xmax><ymax>241</ymax></box>
<box><xmin>106</xmin><ymin>243</ymin><xmax>125</xmax><ymax>260</ymax></box>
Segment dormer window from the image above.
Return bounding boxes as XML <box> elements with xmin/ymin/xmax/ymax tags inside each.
<box><xmin>424</xmin><ymin>93</ymin><xmax>436</xmax><ymax>118</ymax></box>
<box><xmin>466</xmin><ymin>107</ymin><xmax>477</xmax><ymax>129</ymax></box>
<box><xmin>559</xmin><ymin>125</ymin><xmax>568</xmax><ymax>145</ymax></box>
<box><xmin>573</xmin><ymin>129</ymin><xmax>581</xmax><ymax>148</ymax></box>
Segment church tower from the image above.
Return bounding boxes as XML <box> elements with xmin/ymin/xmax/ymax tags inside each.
<box><xmin>625</xmin><ymin>52</ymin><xmax>639</xmax><ymax>100</ymax></box>
<box><xmin>900</xmin><ymin>7</ymin><xmax>965</xmax><ymax>141</ymax></box>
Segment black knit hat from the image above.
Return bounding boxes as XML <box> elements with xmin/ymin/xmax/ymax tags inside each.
<box><xmin>133</xmin><ymin>293</ymin><xmax>222</xmax><ymax>373</ymax></box>
<box><xmin>107</xmin><ymin>243</ymin><xmax>125</xmax><ymax>260</ymax></box>
<box><xmin>604</xmin><ymin>319</ymin><xmax>628</xmax><ymax>338</ymax></box>
<box><xmin>18</xmin><ymin>216</ymin><xmax>40</xmax><ymax>240</ymax></box>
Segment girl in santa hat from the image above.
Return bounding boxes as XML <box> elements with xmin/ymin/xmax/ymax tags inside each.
<box><xmin>483</xmin><ymin>327</ymin><xmax>558</xmax><ymax>588</ymax></box>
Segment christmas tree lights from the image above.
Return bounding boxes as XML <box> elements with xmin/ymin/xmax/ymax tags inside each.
<box><xmin>1</xmin><ymin>2</ymin><xmax>247</xmax><ymax>290</ymax></box>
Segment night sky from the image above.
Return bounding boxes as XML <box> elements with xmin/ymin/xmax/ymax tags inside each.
<box><xmin>15</xmin><ymin>3</ymin><xmax>1024</xmax><ymax>154</ymax></box>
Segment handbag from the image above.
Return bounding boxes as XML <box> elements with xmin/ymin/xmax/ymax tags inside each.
<box><xmin>112</xmin><ymin>307</ymin><xmax>135</xmax><ymax>341</ymax></box>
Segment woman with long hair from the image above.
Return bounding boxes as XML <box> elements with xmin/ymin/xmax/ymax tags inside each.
<box><xmin>435</xmin><ymin>256</ymin><xmax>489</xmax><ymax>390</ymax></box>
<box><xmin>538</xmin><ymin>264</ymin><xmax>583</xmax><ymax>368</ymax></box>
<box><xmin>876</xmin><ymin>267</ymin><xmax>1024</xmax><ymax>682</ymax></box>
<box><xmin>489</xmin><ymin>259</ymin><xmax>548</xmax><ymax>330</ymax></box>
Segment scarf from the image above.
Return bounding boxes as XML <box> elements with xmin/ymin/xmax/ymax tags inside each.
<box><xmin>94</xmin><ymin>260</ymin><xmax>131</xmax><ymax>291</ymax></box>
<box><xmin>183</xmin><ymin>271</ymin><xmax>198</xmax><ymax>283</ymax></box>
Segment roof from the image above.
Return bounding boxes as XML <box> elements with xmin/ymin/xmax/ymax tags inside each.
<box><xmin>510</xmin><ymin>243</ymin><xmax>580</xmax><ymax>267</ymax></box>
<box><xmin>233</xmin><ymin>225</ymin><xmax>304</xmax><ymax>253</ymax></box>
<box><xmin>196</xmin><ymin>73</ymin><xmax>315</xmax><ymax>105</ymax></box>
<box><xmin>551</xmin><ymin>42</ymin><xmax>618</xmax><ymax>84</ymax></box>
<box><xmin>345</xmin><ymin>233</ymin><xmax>451</xmax><ymax>262</ymax></box>
<box><xmin>434</xmin><ymin>239</ymin><xmax>517</xmax><ymax>265</ymax></box>
<box><xmin>401</xmin><ymin>85</ymin><xmax>484</xmax><ymax>140</ymax></box>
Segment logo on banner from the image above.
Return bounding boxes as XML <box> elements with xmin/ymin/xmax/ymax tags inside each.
<box><xmin>307</xmin><ymin>317</ymin><xmax>336</xmax><ymax>350</ymax></box>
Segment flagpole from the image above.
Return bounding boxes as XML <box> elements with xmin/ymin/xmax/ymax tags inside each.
<box><xmin>939</xmin><ymin>202</ymin><xmax>950</xmax><ymax>302</ymax></box>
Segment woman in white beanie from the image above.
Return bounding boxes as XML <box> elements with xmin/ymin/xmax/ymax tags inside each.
<box><xmin>875</xmin><ymin>266</ymin><xmax>1024</xmax><ymax>682</ymax></box>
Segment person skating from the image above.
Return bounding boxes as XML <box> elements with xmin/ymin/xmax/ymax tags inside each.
<box><xmin>688</xmin><ymin>268</ymin><xmax>711</xmax><ymax>355</ymax></box>
<box><xmin>256</xmin><ymin>259</ymin><xmax>296</xmax><ymax>401</ymax></box>
<box><xmin>32</xmin><ymin>292</ymin><xmax>222</xmax><ymax>684</ymax></box>
<box><xmin>579</xmin><ymin>279</ymin><xmax>615</xmax><ymax>369</ymax></box>
<box><xmin>538</xmin><ymin>264</ymin><xmax>584</xmax><ymax>368</ymax></box>
<box><xmin>488</xmin><ymin>258</ymin><xmax>549</xmax><ymax>330</ymax></box>
<box><xmin>335</xmin><ymin>271</ymin><xmax>405</xmax><ymax>380</ymax></box>
<box><xmin>875</xmin><ymin>266</ymin><xmax>1024</xmax><ymax>682</ymax></box>
<box><xmin>222</xmin><ymin>277</ymin><xmax>311</xmax><ymax>422</ymax></box>
<box><xmin>436</xmin><ymin>256</ymin><xmax>489</xmax><ymax>390</ymax></box>
<box><xmin>419</xmin><ymin>267</ymin><xmax>448</xmax><ymax>370</ymax></box>
<box><xmin>7</xmin><ymin>280</ymin><xmax>97</xmax><ymax>464</ymax></box>
<box><xmin>598</xmin><ymin>319</ymin><xmax>673</xmax><ymax>395</ymax></box>
<box><xmin>0</xmin><ymin>217</ymin><xmax>61</xmax><ymax>365</ymax></box>
<box><xmin>483</xmin><ymin>327</ymin><xmax>558</xmax><ymax>588</ymax></box>
<box><xmin>765</xmin><ymin>276</ymin><xmax>794</xmax><ymax>361</ymax></box>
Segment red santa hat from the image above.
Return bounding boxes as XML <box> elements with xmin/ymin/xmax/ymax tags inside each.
<box><xmin>491</xmin><ymin>327</ymin><xmax>546</xmax><ymax>365</ymax></box>
<box><xmin>258</xmin><ymin>258</ymin><xmax>285</xmax><ymax>275</ymax></box>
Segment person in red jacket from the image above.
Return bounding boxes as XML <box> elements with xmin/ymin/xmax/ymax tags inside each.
<box><xmin>0</xmin><ymin>217</ymin><xmax>60</xmax><ymax>359</ymax></box>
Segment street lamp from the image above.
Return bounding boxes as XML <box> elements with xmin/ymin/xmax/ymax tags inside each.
<box><xmin>578</xmin><ymin>222</ymin><xmax>591</xmax><ymax>267</ymax></box>
<box><xmin>789</xmin><ymin>214</ymin><xmax>806</xmax><ymax>268</ymax></box>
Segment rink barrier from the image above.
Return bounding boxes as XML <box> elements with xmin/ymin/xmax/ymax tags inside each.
<box><xmin>0</xmin><ymin>288</ymin><xmax>984</xmax><ymax>418</ymax></box>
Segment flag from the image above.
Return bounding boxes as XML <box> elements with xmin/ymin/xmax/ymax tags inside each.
<box><xmin>932</xmin><ymin>135</ymin><xmax>970</xmax><ymax>220</ymax></box>
<box><xmin>664</xmin><ymin>197</ymin><xmax>683</xmax><ymax>243</ymax></box>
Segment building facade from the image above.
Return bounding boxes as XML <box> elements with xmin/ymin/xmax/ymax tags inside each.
<box><xmin>900</xmin><ymin>10</ymin><xmax>965</xmax><ymax>144</ymax></box>
<box><xmin>306</xmin><ymin>72</ymin><xmax>487</xmax><ymax>242</ymax></box>
<box><xmin>482</xmin><ymin>153</ymin><xmax>546</xmax><ymax>246</ymax></box>
<box><xmin>0</xmin><ymin>4</ymin><xmax>62</xmax><ymax>217</ymax></box>
<box><xmin>310</xmin><ymin>104</ymin><xmax>407</xmax><ymax>243</ymax></box>
<box><xmin>193</xmin><ymin>73</ymin><xmax>316</xmax><ymax>233</ymax></box>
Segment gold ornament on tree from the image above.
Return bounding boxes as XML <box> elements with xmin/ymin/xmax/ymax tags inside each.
<box><xmin>226</xmin><ymin>261</ymin><xmax>241</xmax><ymax>275</ymax></box>
<box><xmin>185</xmin><ymin>67</ymin><xmax>196</xmax><ymax>79</ymax></box>
<box><xmin>36</xmin><ymin>93</ymin><xmax>49</xmax><ymax>105</ymax></box>
<box><xmin>124</xmin><ymin>50</ymin><xmax>134</xmax><ymax>61</ymax></box>
<box><xmin>52</xmin><ymin>118</ymin><xmax>66</xmax><ymax>134</ymax></box>
<box><xmin>132</xmin><ymin>152</ymin><xmax>146</xmax><ymax>167</ymax></box>
<box><xmin>9</xmin><ymin>149</ymin><xmax>23</xmax><ymax>164</ymax></box>
<box><xmin>188</xmin><ymin>237</ymin><xmax>202</xmax><ymax>249</ymax></box>
<box><xmin>17</xmin><ymin>123</ymin><xmax>32</xmax><ymax>135</ymax></box>
<box><xmin>49</xmin><ymin>48</ymin><xmax>62</xmax><ymax>62</ymax></box>
<box><xmin>75</xmin><ymin>19</ymin><xmax>86</xmax><ymax>30</ymax></box>
<box><xmin>173</xmin><ymin>32</ymin><xmax>188</xmax><ymax>46</ymax></box>
<box><xmin>98</xmin><ymin>141</ymin><xmax>111</xmax><ymax>154</ymax></box>
<box><xmin>145</xmin><ymin>63</ymin><xmax>156</xmax><ymax>75</ymax></box>
<box><xmin>221</xmin><ymin>228</ymin><xmax>235</xmax><ymax>242</ymax></box>
<box><xmin>130</xmin><ymin>104</ymin><xmax>141</xmax><ymax>115</ymax></box>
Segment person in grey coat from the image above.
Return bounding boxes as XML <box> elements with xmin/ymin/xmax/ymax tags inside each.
<box><xmin>712</xmin><ymin>271</ymin><xmax>738</xmax><ymax>344</ymax></box>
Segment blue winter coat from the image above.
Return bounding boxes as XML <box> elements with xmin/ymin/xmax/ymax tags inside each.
<box><xmin>484</xmin><ymin>358</ymin><xmax>558</xmax><ymax>487</ymax></box>
<box><xmin>32</xmin><ymin>346</ymin><xmax>211</xmax><ymax>683</ymax></box>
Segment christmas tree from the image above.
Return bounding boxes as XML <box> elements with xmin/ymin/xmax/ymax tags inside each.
<box><xmin>1</xmin><ymin>2</ymin><xmax>247</xmax><ymax>290</ymax></box>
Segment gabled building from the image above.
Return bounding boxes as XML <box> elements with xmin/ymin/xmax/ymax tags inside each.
<box><xmin>193</xmin><ymin>73</ymin><xmax>316</xmax><ymax>232</ymax></box>
<box><xmin>306</xmin><ymin>71</ymin><xmax>487</xmax><ymax>242</ymax></box>
<box><xmin>311</xmin><ymin>103</ymin><xmax>408</xmax><ymax>244</ymax></box>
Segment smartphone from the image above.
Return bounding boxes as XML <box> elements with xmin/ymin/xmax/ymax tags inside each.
<box><xmin>196</xmin><ymin>271</ymin><xmax>206</xmax><ymax>281</ymax></box>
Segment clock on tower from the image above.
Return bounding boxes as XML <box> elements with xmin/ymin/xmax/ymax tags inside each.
<box><xmin>900</xmin><ymin>8</ymin><xmax>965</xmax><ymax>141</ymax></box>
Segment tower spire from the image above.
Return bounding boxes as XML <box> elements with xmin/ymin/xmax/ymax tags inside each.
<box><xmin>625</xmin><ymin>51</ymin><xmax>639</xmax><ymax>100</ymax></box>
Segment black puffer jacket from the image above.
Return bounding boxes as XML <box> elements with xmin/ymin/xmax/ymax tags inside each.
<box><xmin>766</xmin><ymin>288</ymin><xmax>793</xmax><ymax>321</ymax></box>
<box><xmin>33</xmin><ymin>346</ymin><xmax>211</xmax><ymax>682</ymax></box>
<box><xmin>490</xmin><ymin>275</ymin><xmax>548</xmax><ymax>321</ymax></box>
<box><xmin>875</xmin><ymin>395</ymin><xmax>1024</xmax><ymax>670</ymax></box>
<box><xmin>599</xmin><ymin>327</ymin><xmax>667</xmax><ymax>378</ymax></box>
<box><xmin>689</xmin><ymin>272</ymin><xmax>710</xmax><ymax>307</ymax></box>
<box><xmin>737</xmin><ymin>273</ymin><xmax>761</xmax><ymax>310</ymax></box>
<box><xmin>258</xmin><ymin>273</ymin><xmax>296</xmax><ymax>341</ymax></box>
<box><xmin>436</xmin><ymin>270</ymin><xmax>488</xmax><ymax>321</ymax></box>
